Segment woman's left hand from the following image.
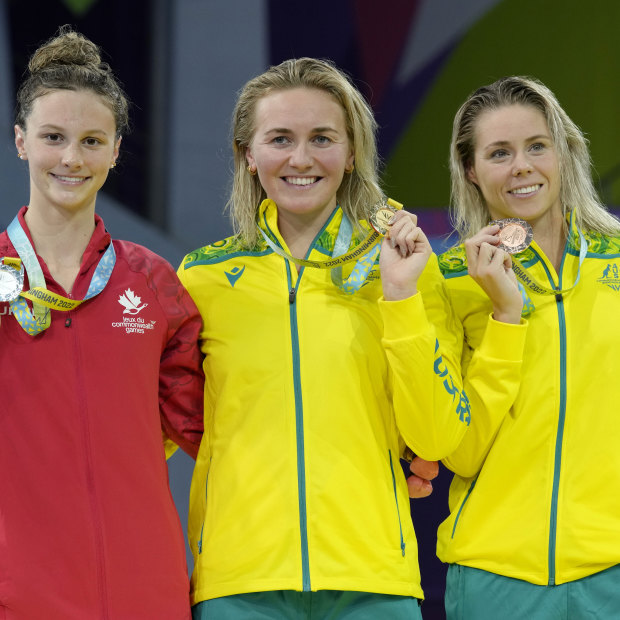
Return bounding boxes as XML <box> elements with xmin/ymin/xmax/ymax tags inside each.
<box><xmin>380</xmin><ymin>210</ymin><xmax>432</xmax><ymax>301</ymax></box>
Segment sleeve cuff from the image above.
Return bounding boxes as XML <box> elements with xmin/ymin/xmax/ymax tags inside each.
<box><xmin>378</xmin><ymin>292</ymin><xmax>430</xmax><ymax>340</ymax></box>
<box><xmin>477</xmin><ymin>313</ymin><xmax>528</xmax><ymax>362</ymax></box>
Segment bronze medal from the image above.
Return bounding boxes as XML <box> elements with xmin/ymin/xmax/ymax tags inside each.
<box><xmin>492</xmin><ymin>218</ymin><xmax>533</xmax><ymax>254</ymax></box>
<box><xmin>370</xmin><ymin>203</ymin><xmax>398</xmax><ymax>235</ymax></box>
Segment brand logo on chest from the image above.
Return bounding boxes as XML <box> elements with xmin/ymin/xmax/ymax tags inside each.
<box><xmin>597</xmin><ymin>264</ymin><xmax>620</xmax><ymax>291</ymax></box>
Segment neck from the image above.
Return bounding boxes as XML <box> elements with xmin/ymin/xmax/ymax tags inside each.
<box><xmin>531</xmin><ymin>211</ymin><xmax>567</xmax><ymax>272</ymax></box>
<box><xmin>23</xmin><ymin>204</ymin><xmax>96</xmax><ymax>293</ymax></box>
<box><xmin>277</xmin><ymin>206</ymin><xmax>335</xmax><ymax>260</ymax></box>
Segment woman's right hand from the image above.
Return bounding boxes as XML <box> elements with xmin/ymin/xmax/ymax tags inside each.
<box><xmin>464</xmin><ymin>225</ymin><xmax>523</xmax><ymax>324</ymax></box>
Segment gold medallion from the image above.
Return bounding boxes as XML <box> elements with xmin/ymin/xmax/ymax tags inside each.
<box><xmin>370</xmin><ymin>203</ymin><xmax>398</xmax><ymax>235</ymax></box>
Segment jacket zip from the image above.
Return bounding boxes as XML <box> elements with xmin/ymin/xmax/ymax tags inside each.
<box><xmin>534</xmin><ymin>248</ymin><xmax>569</xmax><ymax>586</ymax></box>
<box><xmin>388</xmin><ymin>450</ymin><xmax>406</xmax><ymax>556</ymax></box>
<box><xmin>543</xmin><ymin>247</ymin><xmax>569</xmax><ymax>586</ymax></box>
<box><xmin>286</xmin><ymin>260</ymin><xmax>311</xmax><ymax>591</ymax></box>
<box><xmin>266</xmin><ymin>208</ymin><xmax>339</xmax><ymax>592</ymax></box>
<box><xmin>71</xmin><ymin>310</ymin><xmax>110</xmax><ymax>618</ymax></box>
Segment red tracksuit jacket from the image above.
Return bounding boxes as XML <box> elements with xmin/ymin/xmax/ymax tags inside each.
<box><xmin>0</xmin><ymin>208</ymin><xmax>204</xmax><ymax>619</ymax></box>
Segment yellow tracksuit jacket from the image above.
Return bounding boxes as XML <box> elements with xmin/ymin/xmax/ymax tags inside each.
<box><xmin>437</xmin><ymin>216</ymin><xmax>620</xmax><ymax>586</ymax></box>
<box><xmin>178</xmin><ymin>201</ymin><xmax>513</xmax><ymax>603</ymax></box>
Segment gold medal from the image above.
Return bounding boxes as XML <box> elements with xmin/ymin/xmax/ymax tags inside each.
<box><xmin>492</xmin><ymin>218</ymin><xmax>533</xmax><ymax>254</ymax></box>
<box><xmin>370</xmin><ymin>203</ymin><xmax>398</xmax><ymax>235</ymax></box>
<box><xmin>0</xmin><ymin>260</ymin><xmax>24</xmax><ymax>302</ymax></box>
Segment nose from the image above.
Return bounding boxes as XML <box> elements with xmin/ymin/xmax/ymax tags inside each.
<box><xmin>289</xmin><ymin>142</ymin><xmax>312</xmax><ymax>169</ymax></box>
<box><xmin>62</xmin><ymin>143</ymin><xmax>83</xmax><ymax>168</ymax></box>
<box><xmin>512</xmin><ymin>150</ymin><xmax>533</xmax><ymax>176</ymax></box>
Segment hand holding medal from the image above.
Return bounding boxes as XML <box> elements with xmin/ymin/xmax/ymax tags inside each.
<box><xmin>464</xmin><ymin>221</ymin><xmax>526</xmax><ymax>324</ymax></box>
<box><xmin>377</xmin><ymin>204</ymin><xmax>432</xmax><ymax>301</ymax></box>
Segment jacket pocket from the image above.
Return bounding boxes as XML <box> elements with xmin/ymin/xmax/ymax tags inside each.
<box><xmin>451</xmin><ymin>477</ymin><xmax>477</xmax><ymax>539</ymax></box>
<box><xmin>388</xmin><ymin>450</ymin><xmax>406</xmax><ymax>557</ymax></box>
<box><xmin>197</xmin><ymin>469</ymin><xmax>210</xmax><ymax>555</ymax></box>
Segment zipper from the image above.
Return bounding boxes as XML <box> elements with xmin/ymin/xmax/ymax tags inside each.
<box><xmin>263</xmin><ymin>207</ymin><xmax>338</xmax><ymax>591</ymax></box>
<box><xmin>72</xmin><ymin>317</ymin><xmax>109</xmax><ymax>618</ymax></box>
<box><xmin>533</xmin><ymin>247</ymin><xmax>568</xmax><ymax>586</ymax></box>
<box><xmin>286</xmin><ymin>259</ymin><xmax>311</xmax><ymax>590</ymax></box>
<box><xmin>451</xmin><ymin>477</ymin><xmax>477</xmax><ymax>539</ymax></box>
<box><xmin>388</xmin><ymin>450</ymin><xmax>406</xmax><ymax>556</ymax></box>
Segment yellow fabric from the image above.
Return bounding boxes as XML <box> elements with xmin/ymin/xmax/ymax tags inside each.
<box><xmin>178</xmin><ymin>203</ymin><xmax>471</xmax><ymax>604</ymax></box>
<box><xmin>437</xmin><ymin>220</ymin><xmax>620</xmax><ymax>586</ymax></box>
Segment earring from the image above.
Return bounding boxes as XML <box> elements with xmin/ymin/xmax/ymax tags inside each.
<box><xmin>247</xmin><ymin>165</ymin><xmax>257</xmax><ymax>176</ymax></box>
<box><xmin>110</xmin><ymin>162</ymin><xmax>116</xmax><ymax>169</ymax></box>
<box><xmin>17</xmin><ymin>152</ymin><xmax>23</xmax><ymax>160</ymax></box>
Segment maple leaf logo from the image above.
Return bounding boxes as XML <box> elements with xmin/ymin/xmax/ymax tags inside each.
<box><xmin>118</xmin><ymin>289</ymin><xmax>148</xmax><ymax>315</ymax></box>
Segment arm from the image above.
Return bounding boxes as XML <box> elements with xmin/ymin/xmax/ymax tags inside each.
<box><xmin>158</xmin><ymin>265</ymin><xmax>205</xmax><ymax>460</ymax></box>
<box><xmin>380</xmin><ymin>211</ymin><xmax>469</xmax><ymax>460</ymax></box>
<box><xmin>442</xmin><ymin>315</ymin><xmax>526</xmax><ymax>477</ymax></box>
<box><xmin>442</xmin><ymin>226</ymin><xmax>527</xmax><ymax>477</ymax></box>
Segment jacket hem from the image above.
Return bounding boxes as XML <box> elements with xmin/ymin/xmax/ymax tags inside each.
<box><xmin>191</xmin><ymin>577</ymin><xmax>422</xmax><ymax>605</ymax></box>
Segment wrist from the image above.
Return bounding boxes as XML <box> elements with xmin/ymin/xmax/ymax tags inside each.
<box><xmin>382</xmin><ymin>282</ymin><xmax>419</xmax><ymax>301</ymax></box>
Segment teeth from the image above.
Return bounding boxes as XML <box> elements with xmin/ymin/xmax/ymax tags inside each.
<box><xmin>511</xmin><ymin>184</ymin><xmax>540</xmax><ymax>194</ymax></box>
<box><xmin>286</xmin><ymin>177</ymin><xmax>316</xmax><ymax>186</ymax></box>
<box><xmin>55</xmin><ymin>175</ymin><xmax>86</xmax><ymax>183</ymax></box>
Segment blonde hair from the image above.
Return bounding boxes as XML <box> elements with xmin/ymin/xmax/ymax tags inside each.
<box><xmin>450</xmin><ymin>75</ymin><xmax>620</xmax><ymax>242</ymax></box>
<box><xmin>16</xmin><ymin>25</ymin><xmax>129</xmax><ymax>138</ymax></box>
<box><xmin>229</xmin><ymin>57</ymin><xmax>383</xmax><ymax>247</ymax></box>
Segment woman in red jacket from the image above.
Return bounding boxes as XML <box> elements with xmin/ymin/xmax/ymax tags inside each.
<box><xmin>0</xmin><ymin>27</ymin><xmax>203</xmax><ymax>619</ymax></box>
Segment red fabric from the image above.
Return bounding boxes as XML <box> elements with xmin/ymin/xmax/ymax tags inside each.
<box><xmin>0</xmin><ymin>208</ymin><xmax>203</xmax><ymax>619</ymax></box>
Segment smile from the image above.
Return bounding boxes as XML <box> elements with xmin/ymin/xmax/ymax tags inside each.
<box><xmin>284</xmin><ymin>176</ymin><xmax>318</xmax><ymax>186</ymax></box>
<box><xmin>51</xmin><ymin>174</ymin><xmax>88</xmax><ymax>184</ymax></box>
<box><xmin>509</xmin><ymin>184</ymin><xmax>541</xmax><ymax>195</ymax></box>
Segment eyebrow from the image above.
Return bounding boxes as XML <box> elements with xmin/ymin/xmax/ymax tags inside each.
<box><xmin>482</xmin><ymin>134</ymin><xmax>550</xmax><ymax>149</ymax></box>
<box><xmin>264</xmin><ymin>126</ymin><xmax>340</xmax><ymax>135</ymax></box>
<box><xmin>38</xmin><ymin>124</ymin><xmax>109</xmax><ymax>135</ymax></box>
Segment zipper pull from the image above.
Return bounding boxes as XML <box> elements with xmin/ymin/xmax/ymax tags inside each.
<box><xmin>289</xmin><ymin>288</ymin><xmax>296</xmax><ymax>304</ymax></box>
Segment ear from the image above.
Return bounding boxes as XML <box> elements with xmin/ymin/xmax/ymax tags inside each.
<box><xmin>112</xmin><ymin>136</ymin><xmax>122</xmax><ymax>166</ymax></box>
<box><xmin>345</xmin><ymin>149</ymin><xmax>354</xmax><ymax>173</ymax></box>
<box><xmin>245</xmin><ymin>146</ymin><xmax>256</xmax><ymax>171</ymax></box>
<box><xmin>14</xmin><ymin>125</ymin><xmax>25</xmax><ymax>157</ymax></box>
<box><xmin>466</xmin><ymin>164</ymin><xmax>478</xmax><ymax>185</ymax></box>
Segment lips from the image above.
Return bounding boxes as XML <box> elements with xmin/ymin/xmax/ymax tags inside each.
<box><xmin>284</xmin><ymin>176</ymin><xmax>318</xmax><ymax>186</ymax></box>
<box><xmin>51</xmin><ymin>173</ymin><xmax>88</xmax><ymax>184</ymax></box>
<box><xmin>509</xmin><ymin>184</ymin><xmax>541</xmax><ymax>195</ymax></box>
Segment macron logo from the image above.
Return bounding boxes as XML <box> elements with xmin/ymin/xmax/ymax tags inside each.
<box><xmin>118</xmin><ymin>288</ymin><xmax>148</xmax><ymax>314</ymax></box>
<box><xmin>225</xmin><ymin>266</ymin><xmax>245</xmax><ymax>288</ymax></box>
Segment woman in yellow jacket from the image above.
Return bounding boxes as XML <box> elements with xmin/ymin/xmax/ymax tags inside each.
<box><xmin>178</xmin><ymin>59</ymin><xmax>523</xmax><ymax>619</ymax></box>
<box><xmin>431</xmin><ymin>76</ymin><xmax>620</xmax><ymax>619</ymax></box>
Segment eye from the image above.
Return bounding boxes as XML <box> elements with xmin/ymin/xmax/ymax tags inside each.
<box><xmin>529</xmin><ymin>142</ymin><xmax>546</xmax><ymax>153</ymax></box>
<box><xmin>489</xmin><ymin>148</ymin><xmax>509</xmax><ymax>159</ymax></box>
<box><xmin>44</xmin><ymin>133</ymin><xmax>62</xmax><ymax>143</ymax></box>
<box><xmin>83</xmin><ymin>137</ymin><xmax>103</xmax><ymax>147</ymax></box>
<box><xmin>313</xmin><ymin>135</ymin><xmax>332</xmax><ymax>146</ymax></box>
<box><xmin>271</xmin><ymin>135</ymin><xmax>291</xmax><ymax>145</ymax></box>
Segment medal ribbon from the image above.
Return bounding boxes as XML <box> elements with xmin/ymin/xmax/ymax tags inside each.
<box><xmin>6</xmin><ymin>215</ymin><xmax>116</xmax><ymax>335</ymax></box>
<box><xmin>511</xmin><ymin>218</ymin><xmax>588</xmax><ymax>296</ymax></box>
<box><xmin>259</xmin><ymin>198</ymin><xmax>401</xmax><ymax>292</ymax></box>
<box><xmin>330</xmin><ymin>213</ymin><xmax>381</xmax><ymax>294</ymax></box>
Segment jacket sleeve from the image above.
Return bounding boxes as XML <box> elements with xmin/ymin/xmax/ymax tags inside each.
<box><xmin>157</xmin><ymin>264</ymin><xmax>205</xmax><ymax>460</ymax></box>
<box><xmin>379</xmin><ymin>255</ymin><xmax>470</xmax><ymax>460</ymax></box>
<box><xmin>442</xmin><ymin>314</ymin><xmax>527</xmax><ymax>477</ymax></box>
